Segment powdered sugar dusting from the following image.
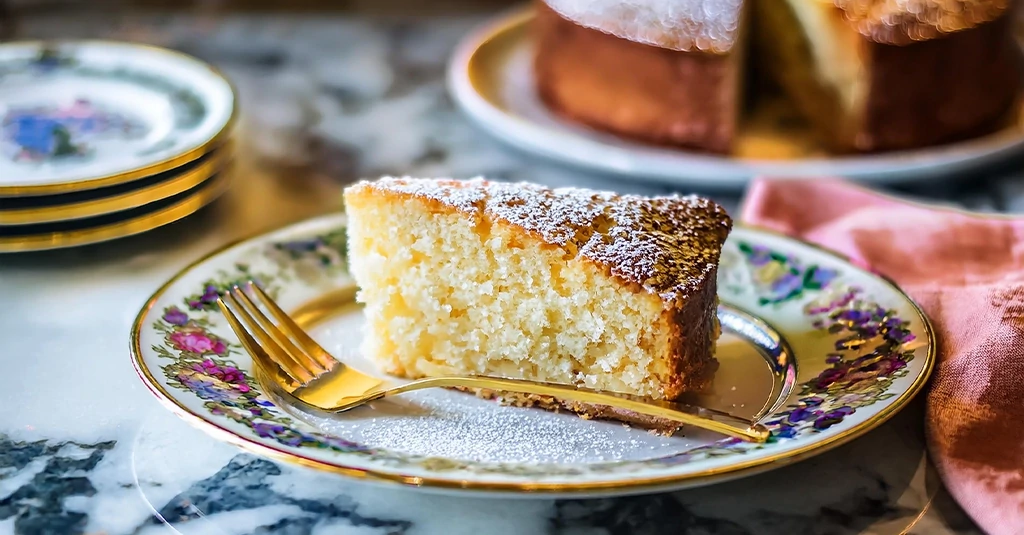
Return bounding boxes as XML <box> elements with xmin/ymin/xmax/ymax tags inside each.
<box><xmin>834</xmin><ymin>0</ymin><xmax>1009</xmax><ymax>44</ymax></box>
<box><xmin>542</xmin><ymin>0</ymin><xmax>744</xmax><ymax>53</ymax></box>
<box><xmin>349</xmin><ymin>176</ymin><xmax>732</xmax><ymax>302</ymax></box>
<box><xmin>486</xmin><ymin>181</ymin><xmax>615</xmax><ymax>246</ymax></box>
<box><xmin>359</xmin><ymin>176</ymin><xmax>489</xmax><ymax>212</ymax></box>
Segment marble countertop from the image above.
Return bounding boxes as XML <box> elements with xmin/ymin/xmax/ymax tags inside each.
<box><xmin>2</xmin><ymin>6</ymin><xmax>1020</xmax><ymax>534</ymax></box>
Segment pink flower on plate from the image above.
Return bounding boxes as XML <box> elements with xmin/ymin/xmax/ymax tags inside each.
<box><xmin>170</xmin><ymin>330</ymin><xmax>227</xmax><ymax>355</ymax></box>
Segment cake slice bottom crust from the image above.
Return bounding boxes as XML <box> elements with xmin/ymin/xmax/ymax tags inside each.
<box><xmin>457</xmin><ymin>387</ymin><xmax>687</xmax><ymax>435</ymax></box>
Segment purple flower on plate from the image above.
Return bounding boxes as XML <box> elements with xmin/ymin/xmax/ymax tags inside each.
<box><xmin>252</xmin><ymin>420</ymin><xmax>318</xmax><ymax>448</ymax></box>
<box><xmin>171</xmin><ymin>331</ymin><xmax>227</xmax><ymax>356</ymax></box>
<box><xmin>787</xmin><ymin>407</ymin><xmax>819</xmax><ymax>423</ymax></box>
<box><xmin>886</xmin><ymin>326</ymin><xmax>916</xmax><ymax>345</ymax></box>
<box><xmin>192</xmin><ymin>359</ymin><xmax>247</xmax><ymax>387</ymax></box>
<box><xmin>773</xmin><ymin>424</ymin><xmax>798</xmax><ymax>439</ymax></box>
<box><xmin>871</xmin><ymin>357</ymin><xmax>908</xmax><ymax>376</ymax></box>
<box><xmin>162</xmin><ymin>307</ymin><xmax>189</xmax><ymax>326</ymax></box>
<box><xmin>223</xmin><ymin>366</ymin><xmax>245</xmax><ymax>384</ymax></box>
<box><xmin>323</xmin><ymin>436</ymin><xmax>369</xmax><ymax>452</ymax></box>
<box><xmin>806</xmin><ymin>288</ymin><xmax>861</xmax><ymax>315</ymax></box>
<box><xmin>745</xmin><ymin>245</ymin><xmax>773</xmax><ymax>266</ymax></box>
<box><xmin>178</xmin><ymin>375</ymin><xmax>232</xmax><ymax>403</ymax></box>
<box><xmin>825</xmin><ymin>353</ymin><xmax>843</xmax><ymax>364</ymax></box>
<box><xmin>813</xmin><ymin>367</ymin><xmax>847</xmax><ymax>390</ymax></box>
<box><xmin>883</xmin><ymin>317</ymin><xmax>904</xmax><ymax>332</ymax></box>
<box><xmin>809</xmin><ymin>267</ymin><xmax>838</xmax><ymax>288</ymax></box>
<box><xmin>813</xmin><ymin>407</ymin><xmax>854</xmax><ymax>430</ymax></box>
<box><xmin>201</xmin><ymin>284</ymin><xmax>220</xmax><ymax>304</ymax></box>
<box><xmin>253</xmin><ymin>422</ymin><xmax>287</xmax><ymax>439</ymax></box>
<box><xmin>771</xmin><ymin>272</ymin><xmax>803</xmax><ymax>298</ymax></box>
<box><xmin>837</xmin><ymin>309</ymin><xmax>870</xmax><ymax>325</ymax></box>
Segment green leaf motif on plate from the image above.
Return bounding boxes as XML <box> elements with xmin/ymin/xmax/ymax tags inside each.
<box><xmin>737</xmin><ymin>241</ymin><xmax>839</xmax><ymax>306</ymax></box>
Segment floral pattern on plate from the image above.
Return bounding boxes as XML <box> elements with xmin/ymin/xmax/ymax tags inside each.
<box><xmin>2</xmin><ymin>99</ymin><xmax>148</xmax><ymax>163</ymax></box>
<box><xmin>0</xmin><ymin>41</ymin><xmax>233</xmax><ymax>190</ymax></box>
<box><xmin>134</xmin><ymin>216</ymin><xmax>933</xmax><ymax>489</ymax></box>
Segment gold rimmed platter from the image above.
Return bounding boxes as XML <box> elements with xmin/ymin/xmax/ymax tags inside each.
<box><xmin>0</xmin><ymin>143</ymin><xmax>231</xmax><ymax>225</ymax></box>
<box><xmin>447</xmin><ymin>9</ymin><xmax>1024</xmax><ymax>190</ymax></box>
<box><xmin>129</xmin><ymin>213</ymin><xmax>934</xmax><ymax>497</ymax></box>
<box><xmin>0</xmin><ymin>168</ymin><xmax>231</xmax><ymax>253</ymax></box>
<box><xmin>0</xmin><ymin>40</ymin><xmax>236</xmax><ymax>197</ymax></box>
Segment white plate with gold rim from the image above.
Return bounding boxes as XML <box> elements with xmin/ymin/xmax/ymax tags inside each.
<box><xmin>0</xmin><ymin>144</ymin><xmax>231</xmax><ymax>226</ymax></box>
<box><xmin>0</xmin><ymin>40</ymin><xmax>235</xmax><ymax>197</ymax></box>
<box><xmin>447</xmin><ymin>9</ymin><xmax>1024</xmax><ymax>190</ymax></box>
<box><xmin>0</xmin><ymin>168</ymin><xmax>231</xmax><ymax>253</ymax></box>
<box><xmin>129</xmin><ymin>212</ymin><xmax>934</xmax><ymax>497</ymax></box>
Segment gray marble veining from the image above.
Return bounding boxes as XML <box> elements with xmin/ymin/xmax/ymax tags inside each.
<box><xmin>1</xmin><ymin>6</ymin><xmax>1018</xmax><ymax>534</ymax></box>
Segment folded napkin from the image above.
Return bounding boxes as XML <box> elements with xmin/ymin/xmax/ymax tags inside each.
<box><xmin>741</xmin><ymin>178</ymin><xmax>1024</xmax><ymax>535</ymax></box>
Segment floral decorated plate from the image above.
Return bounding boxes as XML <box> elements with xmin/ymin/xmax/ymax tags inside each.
<box><xmin>448</xmin><ymin>9</ymin><xmax>1024</xmax><ymax>190</ymax></box>
<box><xmin>0</xmin><ymin>40</ymin><xmax>235</xmax><ymax>196</ymax></box>
<box><xmin>130</xmin><ymin>213</ymin><xmax>934</xmax><ymax>497</ymax></box>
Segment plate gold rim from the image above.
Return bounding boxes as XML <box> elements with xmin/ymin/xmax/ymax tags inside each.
<box><xmin>127</xmin><ymin>214</ymin><xmax>937</xmax><ymax>496</ymax></box>
<box><xmin>0</xmin><ymin>145</ymin><xmax>232</xmax><ymax>225</ymax></box>
<box><xmin>0</xmin><ymin>169</ymin><xmax>231</xmax><ymax>252</ymax></box>
<box><xmin>0</xmin><ymin>39</ymin><xmax>239</xmax><ymax>198</ymax></box>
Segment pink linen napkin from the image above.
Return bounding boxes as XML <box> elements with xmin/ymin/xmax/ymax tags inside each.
<box><xmin>741</xmin><ymin>178</ymin><xmax>1024</xmax><ymax>535</ymax></box>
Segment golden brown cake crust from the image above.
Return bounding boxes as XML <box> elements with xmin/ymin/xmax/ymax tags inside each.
<box><xmin>533</xmin><ymin>2</ymin><xmax>741</xmax><ymax>153</ymax></box>
<box><xmin>460</xmin><ymin>387</ymin><xmax>686</xmax><ymax>435</ymax></box>
<box><xmin>856</xmin><ymin>10</ymin><xmax>1021</xmax><ymax>151</ymax></box>
<box><xmin>835</xmin><ymin>0</ymin><xmax>1012</xmax><ymax>45</ymax></box>
<box><xmin>348</xmin><ymin>177</ymin><xmax>732</xmax><ymax>304</ymax></box>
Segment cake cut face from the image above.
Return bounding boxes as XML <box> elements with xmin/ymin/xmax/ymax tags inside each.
<box><xmin>754</xmin><ymin>0</ymin><xmax>1020</xmax><ymax>152</ymax></box>
<box><xmin>343</xmin><ymin>177</ymin><xmax>732</xmax><ymax>402</ymax></box>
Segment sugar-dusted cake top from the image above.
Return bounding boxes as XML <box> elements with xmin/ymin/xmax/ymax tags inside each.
<box><xmin>542</xmin><ymin>0</ymin><xmax>744</xmax><ymax>54</ymax></box>
<box><xmin>835</xmin><ymin>0</ymin><xmax>1012</xmax><ymax>45</ymax></box>
<box><xmin>541</xmin><ymin>0</ymin><xmax>1009</xmax><ymax>51</ymax></box>
<box><xmin>348</xmin><ymin>177</ymin><xmax>733</xmax><ymax>302</ymax></box>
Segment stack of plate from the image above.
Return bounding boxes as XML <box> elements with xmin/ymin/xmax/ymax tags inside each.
<box><xmin>0</xmin><ymin>40</ymin><xmax>237</xmax><ymax>253</ymax></box>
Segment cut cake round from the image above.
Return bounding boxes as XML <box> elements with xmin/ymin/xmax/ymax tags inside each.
<box><xmin>534</xmin><ymin>0</ymin><xmax>1021</xmax><ymax>153</ymax></box>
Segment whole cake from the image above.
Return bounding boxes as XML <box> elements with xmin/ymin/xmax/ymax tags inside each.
<box><xmin>534</xmin><ymin>0</ymin><xmax>1021</xmax><ymax>153</ymax></box>
<box><xmin>343</xmin><ymin>177</ymin><xmax>732</xmax><ymax>413</ymax></box>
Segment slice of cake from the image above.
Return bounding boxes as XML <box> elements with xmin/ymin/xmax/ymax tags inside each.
<box><xmin>533</xmin><ymin>0</ymin><xmax>748</xmax><ymax>153</ymax></box>
<box><xmin>344</xmin><ymin>177</ymin><xmax>731</xmax><ymax>419</ymax></box>
<box><xmin>754</xmin><ymin>0</ymin><xmax>1020</xmax><ymax>152</ymax></box>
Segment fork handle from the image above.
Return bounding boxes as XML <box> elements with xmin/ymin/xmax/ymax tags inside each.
<box><xmin>339</xmin><ymin>375</ymin><xmax>770</xmax><ymax>443</ymax></box>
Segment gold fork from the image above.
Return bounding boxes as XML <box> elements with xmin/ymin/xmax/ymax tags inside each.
<box><xmin>217</xmin><ymin>281</ymin><xmax>770</xmax><ymax>443</ymax></box>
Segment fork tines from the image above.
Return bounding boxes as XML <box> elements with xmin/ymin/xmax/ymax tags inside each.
<box><xmin>217</xmin><ymin>281</ymin><xmax>338</xmax><ymax>386</ymax></box>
